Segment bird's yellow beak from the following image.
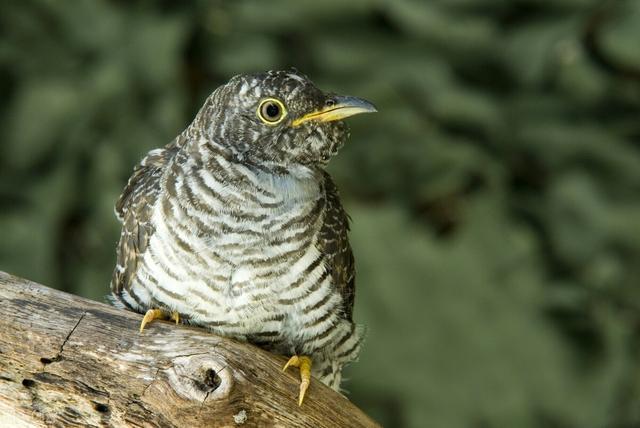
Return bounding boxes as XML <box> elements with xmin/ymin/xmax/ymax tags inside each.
<box><xmin>292</xmin><ymin>96</ymin><xmax>377</xmax><ymax>127</ymax></box>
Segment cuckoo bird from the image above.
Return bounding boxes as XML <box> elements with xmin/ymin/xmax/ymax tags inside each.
<box><xmin>110</xmin><ymin>70</ymin><xmax>376</xmax><ymax>405</ymax></box>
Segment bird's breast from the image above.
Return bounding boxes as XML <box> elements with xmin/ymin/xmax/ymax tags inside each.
<box><xmin>137</xmin><ymin>159</ymin><xmax>331</xmax><ymax>342</ymax></box>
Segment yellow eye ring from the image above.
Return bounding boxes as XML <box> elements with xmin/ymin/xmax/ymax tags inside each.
<box><xmin>257</xmin><ymin>98</ymin><xmax>287</xmax><ymax>125</ymax></box>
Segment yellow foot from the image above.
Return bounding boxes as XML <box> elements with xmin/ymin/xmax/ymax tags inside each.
<box><xmin>139</xmin><ymin>309</ymin><xmax>180</xmax><ymax>333</ymax></box>
<box><xmin>283</xmin><ymin>355</ymin><xmax>312</xmax><ymax>406</ymax></box>
<box><xmin>170</xmin><ymin>311</ymin><xmax>180</xmax><ymax>325</ymax></box>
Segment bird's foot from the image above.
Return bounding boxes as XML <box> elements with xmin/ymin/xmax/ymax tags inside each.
<box><xmin>283</xmin><ymin>355</ymin><xmax>312</xmax><ymax>406</ymax></box>
<box><xmin>139</xmin><ymin>308</ymin><xmax>180</xmax><ymax>333</ymax></box>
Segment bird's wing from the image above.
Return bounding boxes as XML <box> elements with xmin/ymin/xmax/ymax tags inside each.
<box><xmin>110</xmin><ymin>139</ymin><xmax>180</xmax><ymax>301</ymax></box>
<box><xmin>318</xmin><ymin>172</ymin><xmax>356</xmax><ymax>321</ymax></box>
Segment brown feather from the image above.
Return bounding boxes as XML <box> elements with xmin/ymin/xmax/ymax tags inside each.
<box><xmin>318</xmin><ymin>172</ymin><xmax>356</xmax><ymax>321</ymax></box>
<box><xmin>110</xmin><ymin>139</ymin><xmax>180</xmax><ymax>299</ymax></box>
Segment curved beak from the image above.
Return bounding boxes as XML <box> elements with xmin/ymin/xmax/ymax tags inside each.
<box><xmin>292</xmin><ymin>95</ymin><xmax>377</xmax><ymax>127</ymax></box>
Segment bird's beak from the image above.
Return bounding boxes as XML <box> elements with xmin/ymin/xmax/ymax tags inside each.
<box><xmin>292</xmin><ymin>95</ymin><xmax>377</xmax><ymax>127</ymax></box>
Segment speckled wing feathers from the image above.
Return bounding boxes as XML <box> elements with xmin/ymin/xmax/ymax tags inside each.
<box><xmin>318</xmin><ymin>172</ymin><xmax>356</xmax><ymax>322</ymax></box>
<box><xmin>110</xmin><ymin>140</ymin><xmax>180</xmax><ymax>301</ymax></box>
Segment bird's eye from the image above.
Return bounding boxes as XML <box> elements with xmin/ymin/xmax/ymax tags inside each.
<box><xmin>257</xmin><ymin>98</ymin><xmax>287</xmax><ymax>125</ymax></box>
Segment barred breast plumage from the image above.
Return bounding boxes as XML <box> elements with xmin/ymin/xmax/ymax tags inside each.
<box><xmin>110</xmin><ymin>70</ymin><xmax>376</xmax><ymax>399</ymax></box>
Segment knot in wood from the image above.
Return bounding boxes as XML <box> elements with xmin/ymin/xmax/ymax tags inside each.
<box><xmin>193</xmin><ymin>367</ymin><xmax>222</xmax><ymax>393</ymax></box>
<box><xmin>165</xmin><ymin>354</ymin><xmax>232</xmax><ymax>402</ymax></box>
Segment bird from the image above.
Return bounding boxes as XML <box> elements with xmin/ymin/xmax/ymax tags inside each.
<box><xmin>109</xmin><ymin>69</ymin><xmax>376</xmax><ymax>405</ymax></box>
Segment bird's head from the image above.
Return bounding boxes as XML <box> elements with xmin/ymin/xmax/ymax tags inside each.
<box><xmin>193</xmin><ymin>70</ymin><xmax>376</xmax><ymax>173</ymax></box>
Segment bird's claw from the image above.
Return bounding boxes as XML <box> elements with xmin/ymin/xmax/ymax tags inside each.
<box><xmin>283</xmin><ymin>355</ymin><xmax>312</xmax><ymax>406</ymax></box>
<box><xmin>139</xmin><ymin>309</ymin><xmax>180</xmax><ymax>333</ymax></box>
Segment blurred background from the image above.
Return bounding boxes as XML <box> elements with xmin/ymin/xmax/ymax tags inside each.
<box><xmin>1</xmin><ymin>1</ymin><xmax>640</xmax><ymax>427</ymax></box>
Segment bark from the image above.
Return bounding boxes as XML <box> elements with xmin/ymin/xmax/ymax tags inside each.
<box><xmin>0</xmin><ymin>271</ymin><xmax>379</xmax><ymax>428</ymax></box>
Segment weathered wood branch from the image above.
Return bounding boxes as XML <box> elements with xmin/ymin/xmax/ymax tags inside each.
<box><xmin>0</xmin><ymin>271</ymin><xmax>378</xmax><ymax>427</ymax></box>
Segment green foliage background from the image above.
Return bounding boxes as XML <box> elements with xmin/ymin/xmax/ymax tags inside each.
<box><xmin>2</xmin><ymin>1</ymin><xmax>640</xmax><ymax>426</ymax></box>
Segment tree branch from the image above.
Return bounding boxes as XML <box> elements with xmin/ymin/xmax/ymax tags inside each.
<box><xmin>0</xmin><ymin>271</ymin><xmax>378</xmax><ymax>427</ymax></box>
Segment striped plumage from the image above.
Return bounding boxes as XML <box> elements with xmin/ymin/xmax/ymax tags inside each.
<box><xmin>110</xmin><ymin>70</ymin><xmax>374</xmax><ymax>392</ymax></box>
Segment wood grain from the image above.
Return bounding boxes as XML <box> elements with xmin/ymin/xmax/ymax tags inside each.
<box><xmin>0</xmin><ymin>271</ymin><xmax>379</xmax><ymax>428</ymax></box>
